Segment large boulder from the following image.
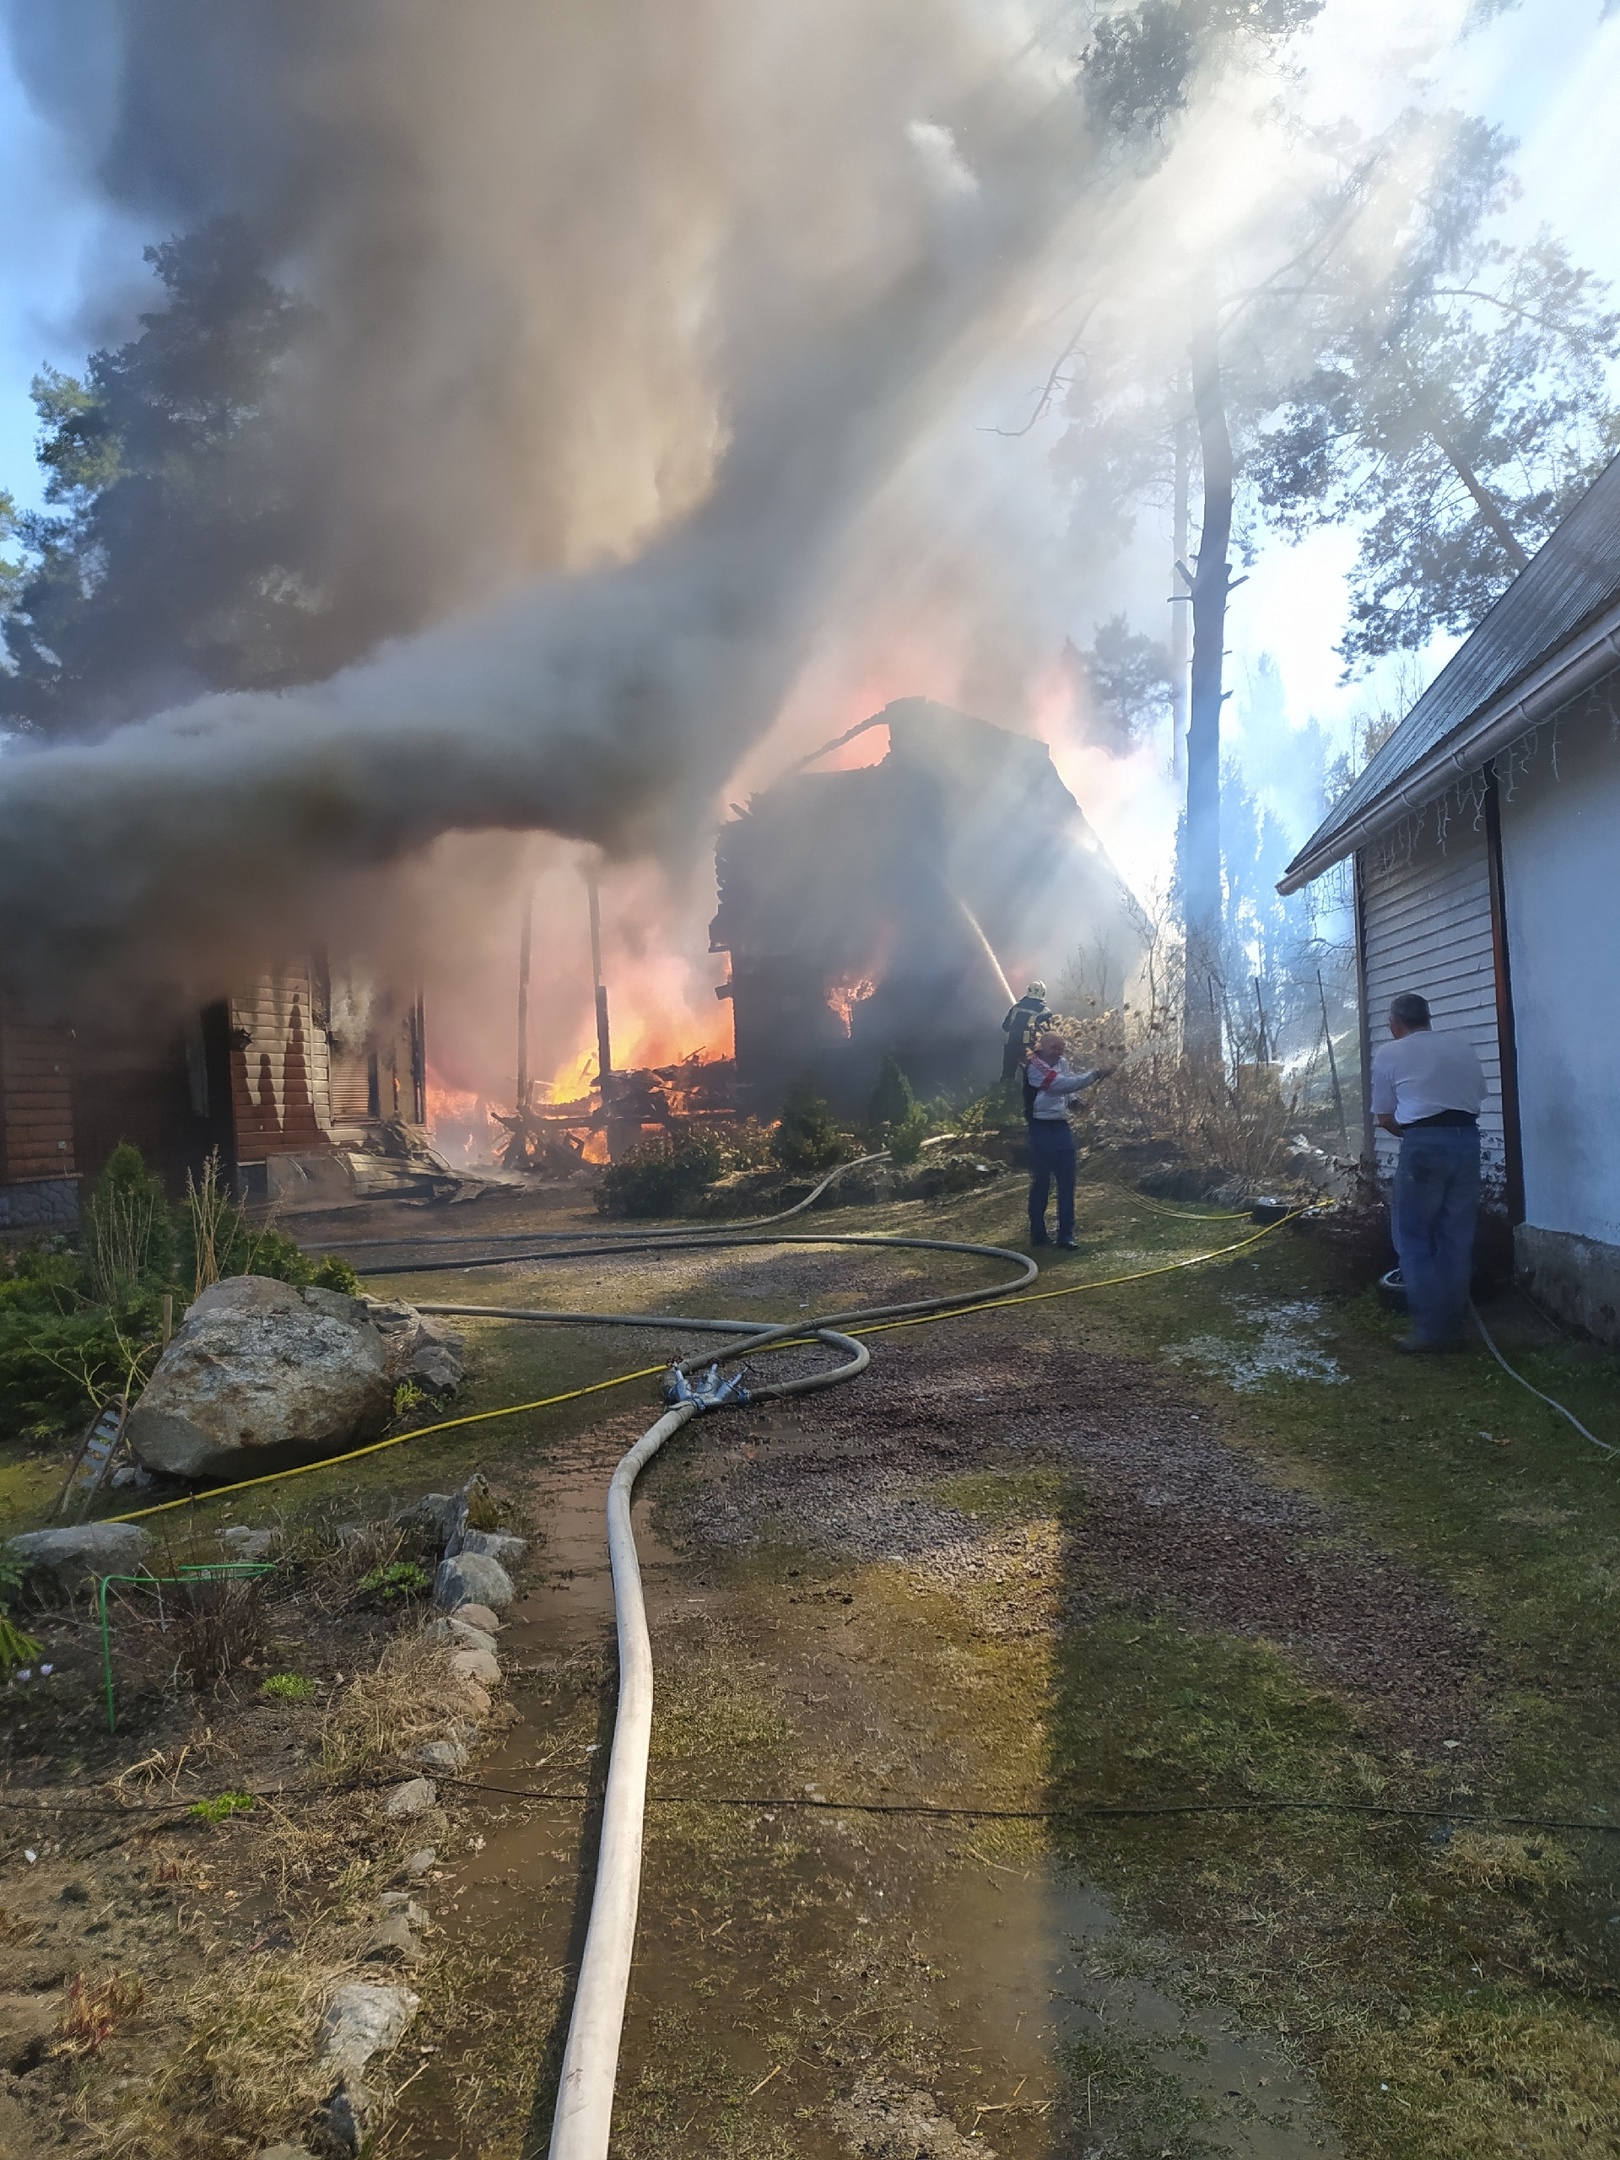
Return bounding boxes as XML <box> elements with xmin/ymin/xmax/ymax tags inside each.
<box><xmin>126</xmin><ymin>1277</ymin><xmax>393</xmax><ymax>1480</ymax></box>
<box><xmin>5</xmin><ymin>1523</ymin><xmax>151</xmax><ymax>1601</ymax></box>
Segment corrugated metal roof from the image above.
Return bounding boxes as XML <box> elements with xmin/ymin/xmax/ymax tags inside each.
<box><xmin>1283</xmin><ymin>449</ymin><xmax>1620</xmax><ymax>882</ymax></box>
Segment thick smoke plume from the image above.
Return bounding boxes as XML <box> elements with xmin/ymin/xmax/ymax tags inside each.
<box><xmin>0</xmin><ymin>0</ymin><xmax>1083</xmax><ymax>1010</ymax></box>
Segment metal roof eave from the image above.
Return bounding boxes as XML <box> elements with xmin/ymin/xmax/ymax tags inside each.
<box><xmin>1276</xmin><ymin>591</ymin><xmax>1620</xmax><ymax>895</ymax></box>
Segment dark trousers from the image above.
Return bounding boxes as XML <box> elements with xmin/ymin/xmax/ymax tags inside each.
<box><xmin>1027</xmin><ymin>1118</ymin><xmax>1075</xmax><ymax>1243</ymax></box>
<box><xmin>1392</xmin><ymin>1124</ymin><xmax>1480</xmax><ymax>1344</ymax></box>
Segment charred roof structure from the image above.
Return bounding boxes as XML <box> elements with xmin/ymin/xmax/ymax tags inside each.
<box><xmin>711</xmin><ymin>697</ymin><xmax>1143</xmax><ymax>1110</ymax></box>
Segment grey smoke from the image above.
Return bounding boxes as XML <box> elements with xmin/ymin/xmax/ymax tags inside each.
<box><xmin>0</xmin><ymin>0</ymin><xmax>1087</xmax><ymax>1009</ymax></box>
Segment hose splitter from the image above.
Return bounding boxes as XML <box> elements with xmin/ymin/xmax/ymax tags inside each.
<box><xmin>661</xmin><ymin>1360</ymin><xmax>750</xmax><ymax>1410</ymax></box>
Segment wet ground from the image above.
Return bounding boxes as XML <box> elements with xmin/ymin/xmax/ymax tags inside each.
<box><xmin>10</xmin><ymin>1181</ymin><xmax>1613</xmax><ymax>2159</ymax></box>
<box><xmin>381</xmin><ymin>1305</ymin><xmax>1347</xmax><ymax>2160</ymax></box>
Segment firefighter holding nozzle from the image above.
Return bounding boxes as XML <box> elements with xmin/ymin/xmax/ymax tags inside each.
<box><xmin>1001</xmin><ymin>980</ymin><xmax>1052</xmax><ymax>1097</ymax></box>
<box><xmin>1023</xmin><ymin>1030</ymin><xmax>1111</xmax><ymax>1248</ymax></box>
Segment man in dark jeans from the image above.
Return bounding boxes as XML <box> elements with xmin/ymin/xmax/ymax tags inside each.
<box><xmin>1369</xmin><ymin>991</ymin><xmax>1486</xmax><ymax>1353</ymax></box>
<box><xmin>1024</xmin><ymin>1031</ymin><xmax>1109</xmax><ymax>1248</ymax></box>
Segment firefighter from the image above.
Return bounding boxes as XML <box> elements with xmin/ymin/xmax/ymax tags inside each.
<box><xmin>1001</xmin><ymin>980</ymin><xmax>1052</xmax><ymax>1097</ymax></box>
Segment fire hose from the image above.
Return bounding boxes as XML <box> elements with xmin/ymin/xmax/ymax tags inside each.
<box><xmin>358</xmin><ymin>1201</ymin><xmax>1291</xmax><ymax>2160</ymax></box>
<box><xmin>107</xmin><ymin>1182</ymin><xmax>1305</xmax><ymax>2157</ymax></box>
<box><xmin>392</xmin><ymin>1221</ymin><xmax>1039</xmax><ymax>2160</ymax></box>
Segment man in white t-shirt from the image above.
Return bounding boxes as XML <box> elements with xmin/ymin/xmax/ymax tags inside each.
<box><xmin>1024</xmin><ymin>1031</ymin><xmax>1110</xmax><ymax>1248</ymax></box>
<box><xmin>1368</xmin><ymin>991</ymin><xmax>1485</xmax><ymax>1353</ymax></box>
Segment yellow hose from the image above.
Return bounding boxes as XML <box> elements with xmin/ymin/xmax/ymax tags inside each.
<box><xmin>104</xmin><ymin>1210</ymin><xmax>1298</xmax><ymax>1528</ymax></box>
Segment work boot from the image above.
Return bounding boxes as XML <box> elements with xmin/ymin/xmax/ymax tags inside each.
<box><xmin>1030</xmin><ymin>1231</ymin><xmax>1050</xmax><ymax>1247</ymax></box>
<box><xmin>1056</xmin><ymin>1236</ymin><xmax>1079</xmax><ymax>1250</ymax></box>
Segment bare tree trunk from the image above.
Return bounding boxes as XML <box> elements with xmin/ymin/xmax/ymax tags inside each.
<box><xmin>1170</xmin><ymin>413</ymin><xmax>1192</xmax><ymax>791</ymax></box>
<box><xmin>1183</xmin><ymin>311</ymin><xmax>1232</xmax><ymax>1058</ymax></box>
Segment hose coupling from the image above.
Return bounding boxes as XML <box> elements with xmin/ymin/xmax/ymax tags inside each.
<box><xmin>661</xmin><ymin>1360</ymin><xmax>750</xmax><ymax>1411</ymax></box>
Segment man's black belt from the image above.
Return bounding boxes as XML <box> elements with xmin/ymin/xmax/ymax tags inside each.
<box><xmin>1405</xmin><ymin>1109</ymin><xmax>1479</xmax><ymax>1128</ymax></box>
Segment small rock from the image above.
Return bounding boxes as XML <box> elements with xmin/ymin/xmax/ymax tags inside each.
<box><xmin>397</xmin><ymin>1471</ymin><xmax>490</xmax><ymax>1549</ymax></box>
<box><xmin>435</xmin><ymin>1551</ymin><xmax>513</xmax><ymax>1612</ymax></box>
<box><xmin>406</xmin><ymin>1342</ymin><xmax>464</xmax><ymax>1396</ymax></box>
<box><xmin>361</xmin><ymin>1912</ymin><xmax>423</xmax><ymax>1966</ymax></box>
<box><xmin>322</xmin><ymin>2078</ymin><xmax>374</xmax><ymax>2156</ymax></box>
<box><xmin>450</xmin><ymin>1645</ymin><xmax>501</xmax><ymax>1689</ymax></box>
<box><xmin>456</xmin><ymin>1528</ymin><xmax>525</xmax><ymax>1565</ymax></box>
<box><xmin>396</xmin><ymin>1490</ymin><xmax>456</xmax><ymax>1540</ymax></box>
<box><xmin>255</xmin><ymin>2146</ymin><xmax>318</xmax><ymax>2160</ymax></box>
<box><xmin>383</xmin><ymin>1777</ymin><xmax>437</xmax><ymax>1820</ymax></box>
<box><xmin>320</xmin><ymin>1978</ymin><xmax>420</xmax><ymax>2071</ymax></box>
<box><xmin>220</xmin><ymin>1525</ymin><xmax>277</xmax><ymax>1561</ymax></box>
<box><xmin>423</xmin><ymin>1617</ymin><xmax>496</xmax><ymax>1654</ymax></box>
<box><xmin>403</xmin><ymin>1848</ymin><xmax>437</xmax><ymax>1878</ymax></box>
<box><xmin>418</xmin><ymin>1738</ymin><xmax>469</xmax><ymax>1772</ymax></box>
<box><xmin>108</xmin><ymin>1463</ymin><xmax>152</xmax><ymax>1490</ymax></box>
<box><xmin>5</xmin><ymin>1523</ymin><xmax>151</xmax><ymax>1602</ymax></box>
<box><xmin>319</xmin><ymin>1979</ymin><xmax>420</xmax><ymax>2147</ymax></box>
<box><xmin>452</xmin><ymin>1602</ymin><xmax>502</xmax><ymax>1634</ymax></box>
<box><xmin>378</xmin><ymin>1893</ymin><xmax>427</xmax><ymax>1925</ymax></box>
<box><xmin>367</xmin><ymin>1301</ymin><xmax>466</xmax><ymax>1387</ymax></box>
<box><xmin>458</xmin><ymin>1680</ymin><xmax>492</xmax><ymax>1718</ymax></box>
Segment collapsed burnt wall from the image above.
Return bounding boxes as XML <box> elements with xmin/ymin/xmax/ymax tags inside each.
<box><xmin>711</xmin><ymin>698</ymin><xmax>1143</xmax><ymax>1112</ymax></box>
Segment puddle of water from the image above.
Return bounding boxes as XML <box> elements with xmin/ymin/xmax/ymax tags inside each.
<box><xmin>1164</xmin><ymin>1296</ymin><xmax>1347</xmax><ymax>1393</ymax></box>
<box><xmin>387</xmin><ymin>1433</ymin><xmax>1342</xmax><ymax>2159</ymax></box>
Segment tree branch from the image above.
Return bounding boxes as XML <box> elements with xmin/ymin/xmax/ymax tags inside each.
<box><xmin>1429</xmin><ymin>425</ymin><xmax>1532</xmax><ymax>571</ymax></box>
<box><xmin>983</xmin><ymin>303</ymin><xmax>1101</xmax><ymax>439</ymax></box>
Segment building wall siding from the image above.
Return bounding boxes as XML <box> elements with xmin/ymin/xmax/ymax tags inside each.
<box><xmin>1359</xmin><ymin>817</ymin><xmax>1505</xmax><ymax>1186</ymax></box>
<box><xmin>0</xmin><ymin>1007</ymin><xmax>76</xmax><ymax>1185</ymax></box>
<box><xmin>229</xmin><ymin>967</ymin><xmax>333</xmax><ymax>1160</ymax></box>
<box><xmin>1499</xmin><ymin>699</ymin><xmax>1620</xmax><ymax>1247</ymax></box>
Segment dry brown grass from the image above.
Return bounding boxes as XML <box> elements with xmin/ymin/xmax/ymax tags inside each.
<box><xmin>321</xmin><ymin>1628</ymin><xmax>465</xmax><ymax>1778</ymax></box>
<box><xmin>170</xmin><ymin>1574</ymin><xmax>271</xmax><ymax>1692</ymax></box>
<box><xmin>99</xmin><ymin>1946</ymin><xmax>335</xmax><ymax>2160</ymax></box>
<box><xmin>54</xmin><ymin>1972</ymin><xmax>144</xmax><ymax>2058</ymax></box>
<box><xmin>1429</xmin><ymin>1828</ymin><xmax>1576</xmax><ymax>1896</ymax></box>
<box><xmin>1049</xmin><ymin>1003</ymin><xmax>1299</xmax><ymax>1192</ymax></box>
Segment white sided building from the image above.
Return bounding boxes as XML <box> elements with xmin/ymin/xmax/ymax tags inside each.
<box><xmin>1280</xmin><ymin>456</ymin><xmax>1620</xmax><ymax>1342</ymax></box>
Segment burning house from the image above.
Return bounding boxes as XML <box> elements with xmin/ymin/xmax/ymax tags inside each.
<box><xmin>711</xmin><ymin>697</ymin><xmax>1143</xmax><ymax>1110</ymax></box>
<box><xmin>0</xmin><ymin>960</ymin><xmax>437</xmax><ymax>1227</ymax></box>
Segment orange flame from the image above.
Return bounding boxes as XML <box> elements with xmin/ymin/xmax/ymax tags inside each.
<box><xmin>825</xmin><ymin>977</ymin><xmax>876</xmax><ymax>1037</ymax></box>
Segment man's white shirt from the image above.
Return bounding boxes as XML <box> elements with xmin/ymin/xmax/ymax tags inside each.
<box><xmin>1369</xmin><ymin>1029</ymin><xmax>1485</xmax><ymax>1126</ymax></box>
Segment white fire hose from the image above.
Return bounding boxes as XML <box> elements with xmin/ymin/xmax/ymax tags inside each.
<box><xmin>399</xmin><ymin>1209</ymin><xmax>1033</xmax><ymax>2160</ymax></box>
<box><xmin>547</xmin><ymin>1396</ymin><xmax>695</xmax><ymax>2157</ymax></box>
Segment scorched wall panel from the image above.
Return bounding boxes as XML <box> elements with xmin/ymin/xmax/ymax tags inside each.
<box><xmin>229</xmin><ymin>968</ymin><xmax>333</xmax><ymax>1159</ymax></box>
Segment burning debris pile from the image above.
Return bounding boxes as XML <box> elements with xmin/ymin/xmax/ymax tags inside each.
<box><xmin>711</xmin><ymin>698</ymin><xmax>1144</xmax><ymax>1112</ymax></box>
<box><xmin>493</xmin><ymin>1052</ymin><xmax>739</xmax><ymax>1173</ymax></box>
